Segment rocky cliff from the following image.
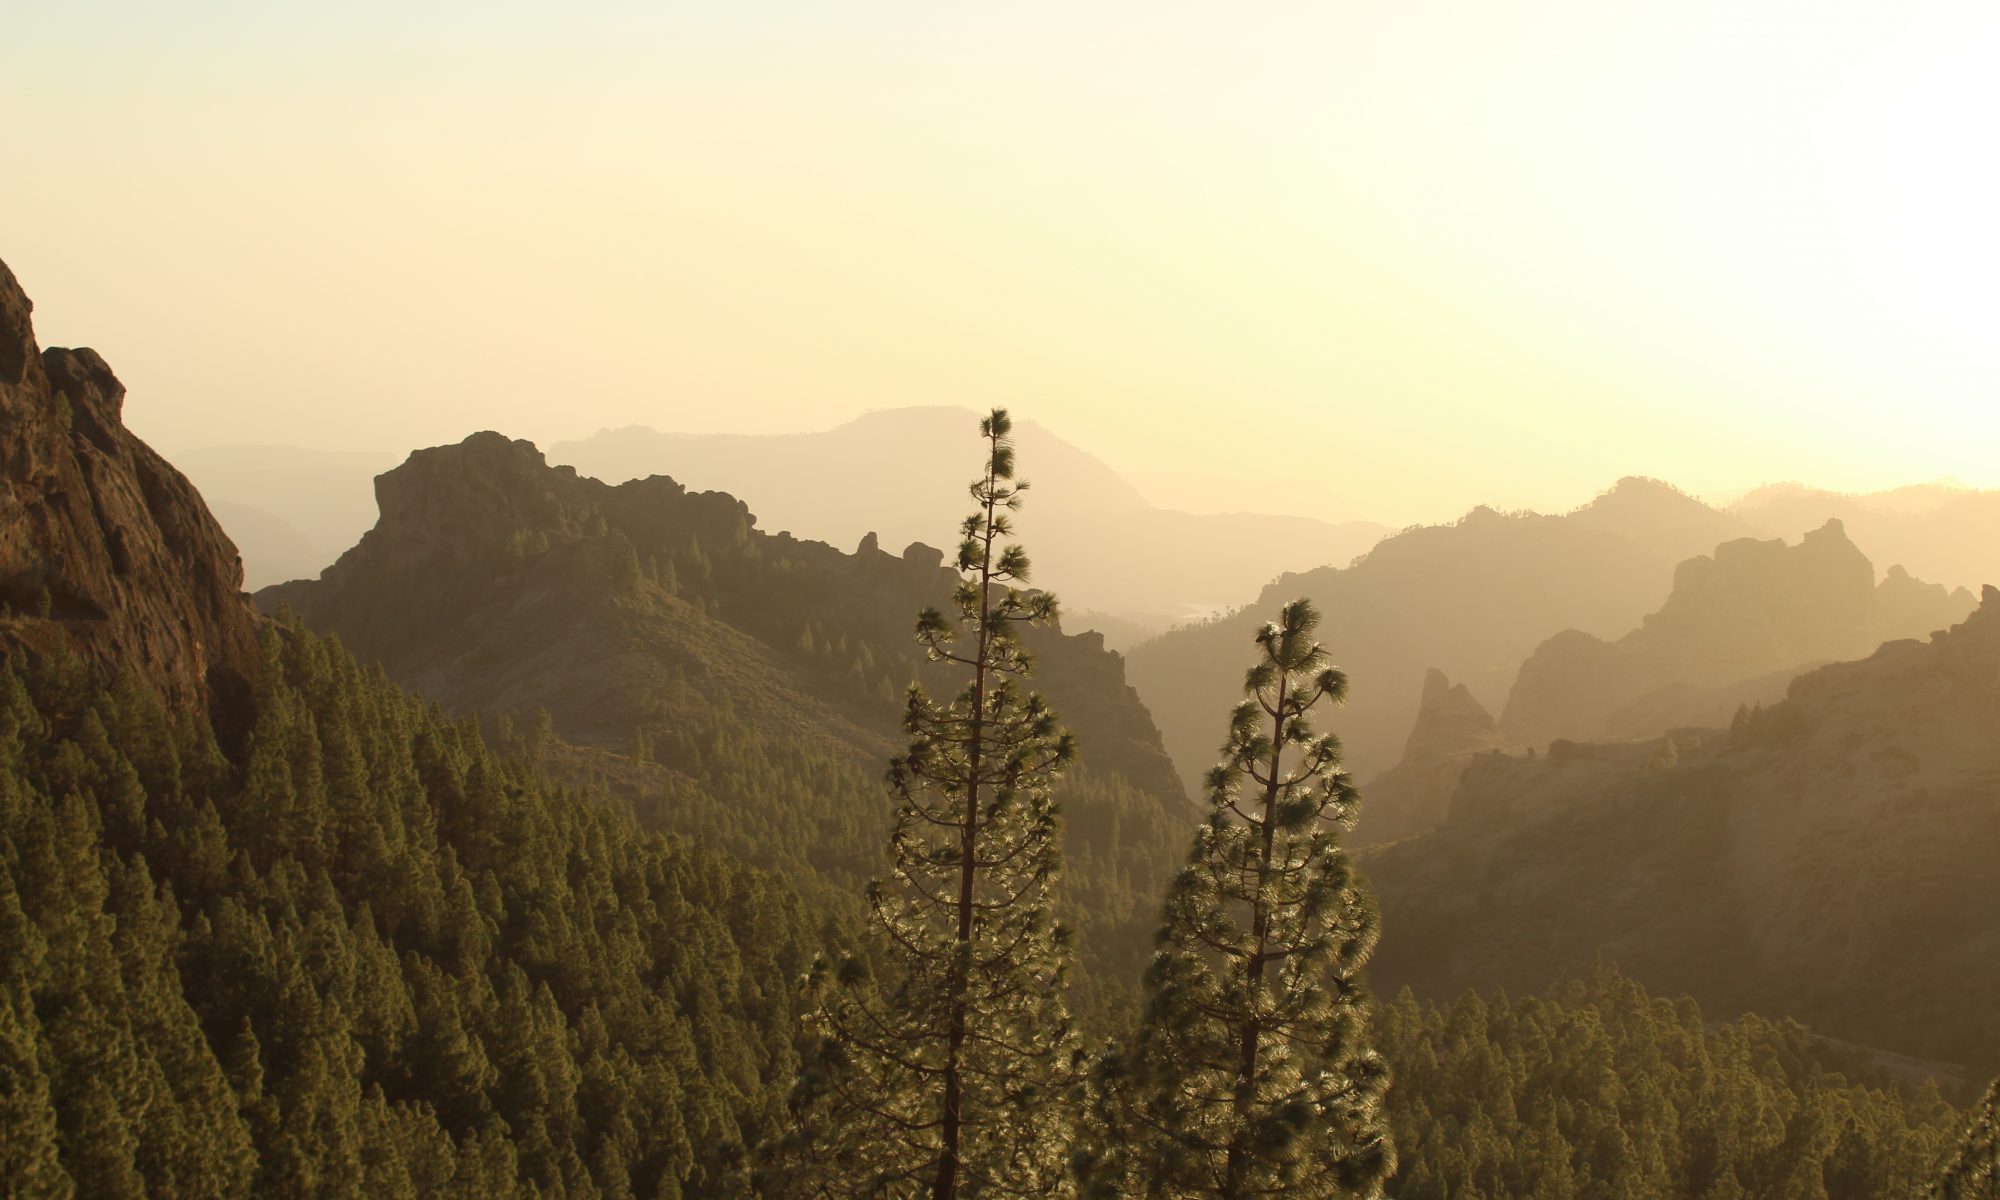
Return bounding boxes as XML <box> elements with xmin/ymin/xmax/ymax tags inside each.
<box><xmin>1500</xmin><ymin>520</ymin><xmax>1975</xmax><ymax>748</ymax></box>
<box><xmin>0</xmin><ymin>257</ymin><xmax>261</xmax><ymax>729</ymax></box>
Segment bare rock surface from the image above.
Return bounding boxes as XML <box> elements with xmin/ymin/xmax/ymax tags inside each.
<box><xmin>0</xmin><ymin>257</ymin><xmax>262</xmax><ymax>730</ymax></box>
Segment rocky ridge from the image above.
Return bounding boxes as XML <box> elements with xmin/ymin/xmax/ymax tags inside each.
<box><xmin>1499</xmin><ymin>519</ymin><xmax>1976</xmax><ymax>748</ymax></box>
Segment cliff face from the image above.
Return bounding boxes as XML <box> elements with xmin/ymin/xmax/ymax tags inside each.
<box><xmin>1356</xmin><ymin>668</ymin><xmax>1519</xmax><ymax>845</ymax></box>
<box><xmin>1365</xmin><ymin>587</ymin><xmax>2000</xmax><ymax>1064</ymax></box>
<box><xmin>1500</xmin><ymin>520</ymin><xmax>1975</xmax><ymax>748</ymax></box>
<box><xmin>0</xmin><ymin>258</ymin><xmax>261</xmax><ymax>728</ymax></box>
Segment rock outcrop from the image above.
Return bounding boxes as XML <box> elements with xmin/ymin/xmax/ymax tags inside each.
<box><xmin>263</xmin><ymin>431</ymin><xmax>1187</xmax><ymax>804</ymax></box>
<box><xmin>1356</xmin><ymin>668</ymin><xmax>1519</xmax><ymax>845</ymax></box>
<box><xmin>0</xmin><ymin>257</ymin><xmax>261</xmax><ymax>729</ymax></box>
<box><xmin>1500</xmin><ymin>520</ymin><xmax>1975</xmax><ymax>748</ymax></box>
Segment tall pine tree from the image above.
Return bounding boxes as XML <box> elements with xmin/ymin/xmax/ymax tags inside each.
<box><xmin>781</xmin><ymin>408</ymin><xmax>1080</xmax><ymax>1198</ymax></box>
<box><xmin>1091</xmin><ymin>598</ymin><xmax>1392</xmax><ymax>1199</ymax></box>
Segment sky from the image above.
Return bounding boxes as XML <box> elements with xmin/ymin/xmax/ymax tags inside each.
<box><xmin>6</xmin><ymin>1</ymin><xmax>1998</xmax><ymax>527</ymax></box>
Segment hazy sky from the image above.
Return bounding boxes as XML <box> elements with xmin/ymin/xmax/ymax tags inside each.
<box><xmin>7</xmin><ymin>2</ymin><xmax>1997</xmax><ymax>526</ymax></box>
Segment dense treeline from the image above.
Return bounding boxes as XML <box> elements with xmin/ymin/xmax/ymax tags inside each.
<box><xmin>548</xmin><ymin>692</ymin><xmax>1181</xmax><ymax>1013</ymax></box>
<box><xmin>0</xmin><ymin>629</ymin><xmax>819</xmax><ymax>1197</ymax></box>
<box><xmin>1377</xmin><ymin>967</ymin><xmax>1963</xmax><ymax>1199</ymax></box>
<box><xmin>0</xmin><ymin>630</ymin><xmax>1980</xmax><ymax>1197</ymax></box>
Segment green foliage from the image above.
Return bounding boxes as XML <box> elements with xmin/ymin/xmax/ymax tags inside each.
<box><xmin>504</xmin><ymin>527</ymin><xmax>549</xmax><ymax>560</ymax></box>
<box><xmin>1933</xmin><ymin>1080</ymin><xmax>2000</xmax><ymax>1198</ymax></box>
<box><xmin>0</xmin><ymin>630</ymin><xmax>820</xmax><ymax>1197</ymax></box>
<box><xmin>1379</xmin><ymin>967</ymin><xmax>1962</xmax><ymax>1200</ymax></box>
<box><xmin>781</xmin><ymin>408</ymin><xmax>1082</xmax><ymax>1198</ymax></box>
<box><xmin>1727</xmin><ymin>700</ymin><xmax>1812</xmax><ymax>749</ymax></box>
<box><xmin>1092</xmin><ymin>598</ymin><xmax>1392</xmax><ymax>1198</ymax></box>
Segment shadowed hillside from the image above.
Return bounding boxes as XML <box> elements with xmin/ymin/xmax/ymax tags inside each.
<box><xmin>1366</xmin><ymin>588</ymin><xmax>2000</xmax><ymax>1073</ymax></box>
<box><xmin>259</xmin><ymin>431</ymin><xmax>1192</xmax><ymax>986</ymax></box>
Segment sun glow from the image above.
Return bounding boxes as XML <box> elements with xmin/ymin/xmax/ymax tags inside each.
<box><xmin>5</xmin><ymin>1</ymin><xmax>1998</xmax><ymax>521</ymax></box>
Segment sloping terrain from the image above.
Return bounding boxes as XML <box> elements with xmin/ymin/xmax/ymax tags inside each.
<box><xmin>0</xmin><ymin>254</ymin><xmax>824</xmax><ymax>1197</ymax></box>
<box><xmin>1365</xmin><ymin>588</ymin><xmax>2000</xmax><ymax>1071</ymax></box>
<box><xmin>260</xmin><ymin>431</ymin><xmax>1193</xmax><ymax>981</ymax></box>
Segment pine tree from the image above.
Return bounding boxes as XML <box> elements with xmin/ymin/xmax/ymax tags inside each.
<box><xmin>784</xmin><ymin>408</ymin><xmax>1080</xmax><ymax>1198</ymax></box>
<box><xmin>1095</xmin><ymin>598</ymin><xmax>1393</xmax><ymax>1199</ymax></box>
<box><xmin>1934</xmin><ymin>1080</ymin><xmax>2000</xmax><ymax>1198</ymax></box>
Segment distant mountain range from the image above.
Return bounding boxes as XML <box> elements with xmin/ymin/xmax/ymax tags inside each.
<box><xmin>1730</xmin><ymin>481</ymin><xmax>2000</xmax><ymax>593</ymax></box>
<box><xmin>171</xmin><ymin>412</ymin><xmax>1391</xmax><ymax>642</ymax></box>
<box><xmin>1355</xmin><ymin>519</ymin><xmax>1973</xmax><ymax>847</ymax></box>
<box><xmin>1126</xmin><ymin>478</ymin><xmax>1762</xmax><ymax>788</ymax></box>
<box><xmin>547</xmin><ymin>413</ymin><xmax>1390</xmax><ymax>640</ymax></box>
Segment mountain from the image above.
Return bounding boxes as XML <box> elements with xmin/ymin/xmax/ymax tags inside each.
<box><xmin>547</xmin><ymin>411</ymin><xmax>1390</xmax><ymax>629</ymax></box>
<box><xmin>259</xmin><ymin>429</ymin><xmax>1192</xmax><ymax>984</ymax></box>
<box><xmin>1364</xmin><ymin>587</ymin><xmax>2000</xmax><ymax>1070</ymax></box>
<box><xmin>0</xmin><ymin>258</ymin><xmax>262</xmax><ymax>731</ymax></box>
<box><xmin>1732</xmin><ymin>481</ymin><xmax>2000</xmax><ymax>593</ymax></box>
<box><xmin>553</xmin><ymin>406</ymin><xmax>1151</xmax><ymax>524</ymax></box>
<box><xmin>1500</xmin><ymin>519</ymin><xmax>1977</xmax><ymax>749</ymax></box>
<box><xmin>1354</xmin><ymin>668</ymin><xmax>1519</xmax><ymax>847</ymax></box>
<box><xmin>1125</xmin><ymin>477</ymin><xmax>1760</xmax><ymax>790</ymax></box>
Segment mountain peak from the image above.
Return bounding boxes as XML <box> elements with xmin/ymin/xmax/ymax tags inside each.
<box><xmin>1403</xmin><ymin>669</ymin><xmax>1503</xmax><ymax>763</ymax></box>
